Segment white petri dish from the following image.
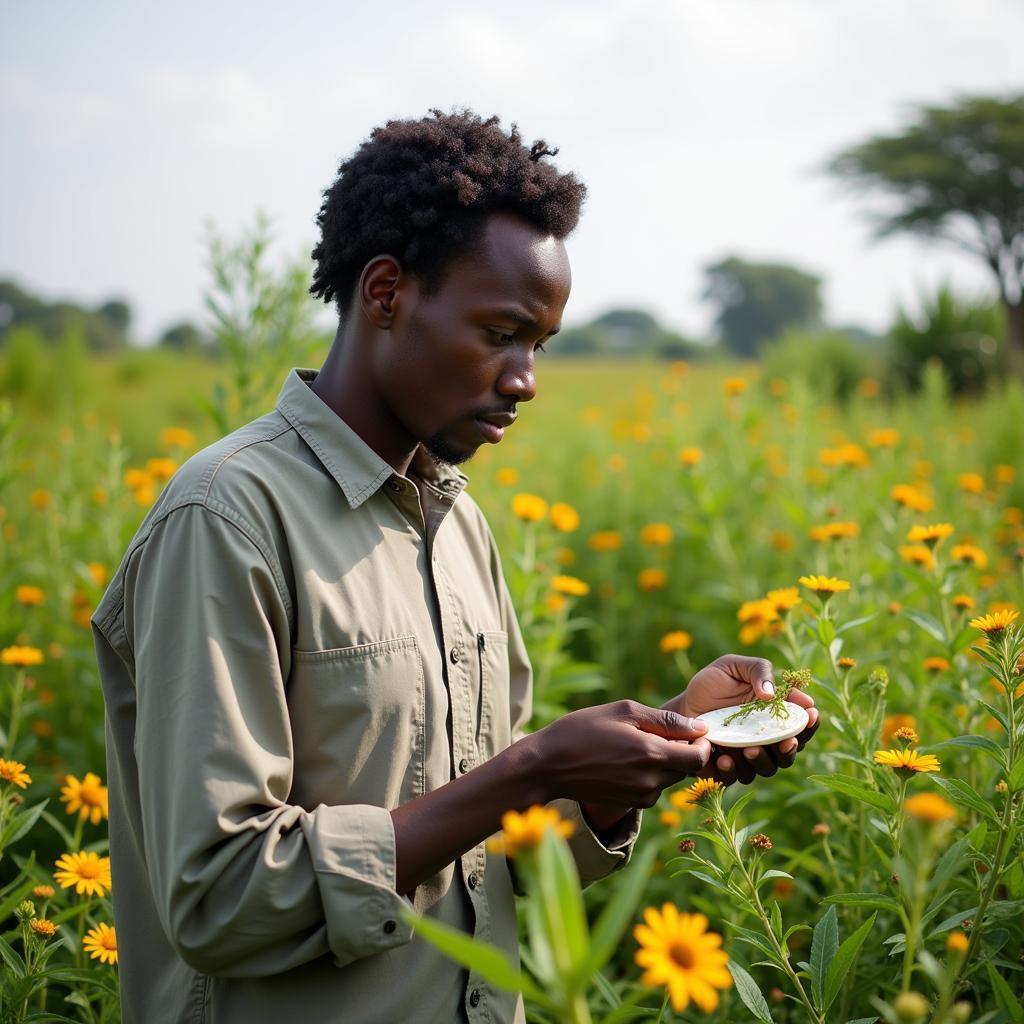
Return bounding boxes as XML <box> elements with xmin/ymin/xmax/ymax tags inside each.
<box><xmin>696</xmin><ymin>702</ymin><xmax>809</xmax><ymax>748</ymax></box>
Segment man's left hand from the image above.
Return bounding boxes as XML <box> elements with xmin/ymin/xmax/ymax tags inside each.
<box><xmin>661</xmin><ymin>653</ymin><xmax>819</xmax><ymax>786</ymax></box>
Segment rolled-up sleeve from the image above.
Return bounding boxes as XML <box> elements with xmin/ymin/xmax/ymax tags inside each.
<box><xmin>486</xmin><ymin>520</ymin><xmax>643</xmax><ymax>891</ymax></box>
<box><xmin>124</xmin><ymin>502</ymin><xmax>413</xmax><ymax>976</ymax></box>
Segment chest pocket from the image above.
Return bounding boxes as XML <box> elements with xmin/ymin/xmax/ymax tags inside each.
<box><xmin>286</xmin><ymin>635</ymin><xmax>425</xmax><ymax>810</ymax></box>
<box><xmin>475</xmin><ymin>630</ymin><xmax>510</xmax><ymax>760</ymax></box>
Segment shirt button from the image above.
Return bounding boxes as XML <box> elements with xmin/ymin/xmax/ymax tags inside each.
<box><xmin>449</xmin><ymin>646</ymin><xmax>460</xmax><ymax>664</ymax></box>
<box><xmin>468</xmin><ymin>871</ymin><xmax>480</xmax><ymax>889</ymax></box>
<box><xmin>383</xmin><ymin>920</ymin><xmax>396</xmax><ymax>934</ymax></box>
<box><xmin>469</xmin><ymin>989</ymin><xmax>481</xmax><ymax>1007</ymax></box>
<box><xmin>458</xmin><ymin>757</ymin><xmax>470</xmax><ymax>774</ymax></box>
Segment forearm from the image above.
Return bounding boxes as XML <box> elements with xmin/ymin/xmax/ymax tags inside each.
<box><xmin>390</xmin><ymin>737</ymin><xmax>549</xmax><ymax>894</ymax></box>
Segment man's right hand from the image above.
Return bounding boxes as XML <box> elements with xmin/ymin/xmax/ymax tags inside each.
<box><xmin>522</xmin><ymin>699</ymin><xmax>712</xmax><ymax>809</ymax></box>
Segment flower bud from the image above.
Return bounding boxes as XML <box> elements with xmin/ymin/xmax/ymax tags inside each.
<box><xmin>892</xmin><ymin>991</ymin><xmax>929</xmax><ymax>1022</ymax></box>
<box><xmin>678</xmin><ymin>839</ymin><xmax>696</xmax><ymax>854</ymax></box>
<box><xmin>14</xmin><ymin>900</ymin><xmax>36</xmax><ymax>923</ymax></box>
<box><xmin>950</xmin><ymin>1001</ymin><xmax>972</xmax><ymax>1024</ymax></box>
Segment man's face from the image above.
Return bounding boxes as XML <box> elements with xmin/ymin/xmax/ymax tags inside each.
<box><xmin>376</xmin><ymin>211</ymin><xmax>571</xmax><ymax>466</ymax></box>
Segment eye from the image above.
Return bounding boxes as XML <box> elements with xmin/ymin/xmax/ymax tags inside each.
<box><xmin>487</xmin><ymin>329</ymin><xmax>516</xmax><ymax>345</ymax></box>
<box><xmin>535</xmin><ymin>341</ymin><xmax>547</xmax><ymax>354</ymax></box>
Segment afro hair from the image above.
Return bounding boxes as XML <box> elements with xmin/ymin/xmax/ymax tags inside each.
<box><xmin>309</xmin><ymin>108</ymin><xmax>586</xmax><ymax>315</ymax></box>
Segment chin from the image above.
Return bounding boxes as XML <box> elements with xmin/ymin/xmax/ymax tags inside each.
<box><xmin>423</xmin><ymin>432</ymin><xmax>478</xmax><ymax>467</ymax></box>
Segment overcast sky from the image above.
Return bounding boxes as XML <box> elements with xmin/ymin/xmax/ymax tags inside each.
<box><xmin>2</xmin><ymin>1</ymin><xmax>1022</xmax><ymax>344</ymax></box>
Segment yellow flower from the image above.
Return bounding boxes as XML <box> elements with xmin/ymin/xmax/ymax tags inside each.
<box><xmin>873</xmin><ymin>749</ymin><xmax>941</xmax><ymax>775</ymax></box>
<box><xmin>588</xmin><ymin>530</ymin><xmax>623</xmax><ymax>552</ymax></box>
<box><xmin>766</xmin><ymin>587</ymin><xmax>800</xmax><ymax>612</ymax></box>
<box><xmin>952</xmin><ymin>594</ymin><xmax>975</xmax><ymax>611</ymax></box>
<box><xmin>969</xmin><ymin>608</ymin><xmax>1019</xmax><ymax>635</ymax></box>
<box><xmin>123</xmin><ymin>468</ymin><xmax>153</xmax><ymax>491</ymax></box>
<box><xmin>669</xmin><ymin>789</ymin><xmax>698</xmax><ymax>811</ymax></box>
<box><xmin>892</xmin><ymin>726</ymin><xmax>919</xmax><ymax>745</ymax></box>
<box><xmin>798</xmin><ymin>575</ymin><xmax>850</xmax><ymax>596</ymax></box>
<box><xmin>31</xmin><ymin>885</ymin><xmax>54</xmax><ymax>900</ymax></box>
<box><xmin>0</xmin><ymin>759</ymin><xmax>32</xmax><ymax>788</ymax></box>
<box><xmin>607</xmin><ymin>454</ymin><xmax>627</xmax><ymax>473</ymax></box>
<box><xmin>145</xmin><ymin>457</ymin><xmax>177</xmax><ymax>481</ymax></box>
<box><xmin>551</xmin><ymin>575</ymin><xmax>589</xmax><ymax>598</ymax></box>
<box><xmin>30</xmin><ymin>919</ymin><xmax>57</xmax><ymax>938</ymax></box>
<box><xmin>485</xmin><ymin>805</ymin><xmax>574</xmax><ymax>857</ymax></box>
<box><xmin>808</xmin><ymin>521</ymin><xmax>859</xmax><ymax>542</ymax></box>
<box><xmin>723</xmin><ymin>377</ymin><xmax>748</xmax><ymax>397</ymax></box>
<box><xmin>549</xmin><ymin>503</ymin><xmax>580</xmax><ymax>533</ymax></box>
<box><xmin>890</xmin><ymin>483</ymin><xmax>933</xmax><ymax>513</ymax></box>
<box><xmin>678</xmin><ymin>447</ymin><xmax>703</xmax><ymax>467</ymax></box>
<box><xmin>906</xmin><ymin>523</ymin><xmax>954</xmax><ymax>547</ymax></box>
<box><xmin>1</xmin><ymin>646</ymin><xmax>44</xmax><ymax>667</ymax></box>
<box><xmin>859</xmin><ymin>377</ymin><xmax>880</xmax><ymax>398</ymax></box>
<box><xmin>900</xmin><ymin>544</ymin><xmax>935</xmax><ymax>570</ymax></box>
<box><xmin>904</xmin><ymin>792</ymin><xmax>956</xmax><ymax>822</ymax></box>
<box><xmin>660</xmin><ymin>810</ymin><xmax>682</xmax><ymax>828</ymax></box>
<box><xmin>687</xmin><ymin>778</ymin><xmax>723</xmax><ymax>803</ymax></box>
<box><xmin>495</xmin><ymin>467</ymin><xmax>519</xmax><ymax>486</ymax></box>
<box><xmin>30</xmin><ymin>489</ymin><xmax>52</xmax><ymax>510</ymax></box>
<box><xmin>511</xmin><ymin>493</ymin><xmax>548</xmax><ymax>523</ymax></box>
<box><xmin>837</xmin><ymin>657</ymin><xmax>857</xmax><ymax>669</ymax></box>
<box><xmin>15</xmin><ymin>585</ymin><xmax>45</xmax><ymax>606</ymax></box>
<box><xmin>867</xmin><ymin>428</ymin><xmax>900</xmax><ymax>447</ymax></box>
<box><xmin>633</xmin><ymin>904</ymin><xmax>732</xmax><ymax>1013</ymax></box>
<box><xmin>922</xmin><ymin>656</ymin><xmax>949</xmax><ymax>673</ymax></box>
<box><xmin>958</xmin><ymin>472</ymin><xmax>985</xmax><ymax>495</ymax></box>
<box><xmin>819</xmin><ymin>443</ymin><xmax>870</xmax><ymax>468</ymax></box>
<box><xmin>60</xmin><ymin>772</ymin><xmax>109</xmax><ymax>825</ymax></box>
<box><xmin>88</xmin><ymin>562</ymin><xmax>109</xmax><ymax>587</ymax></box>
<box><xmin>946</xmin><ymin>930</ymin><xmax>969</xmax><ymax>953</ymax></box>
<box><xmin>638</xmin><ymin>568</ymin><xmax>668</xmax><ymax>592</ymax></box>
<box><xmin>53</xmin><ymin>851</ymin><xmax>112</xmax><ymax>897</ymax></box>
<box><xmin>882</xmin><ymin>714</ymin><xmax>916</xmax><ymax>745</ymax></box>
<box><xmin>771</xmin><ymin>530</ymin><xmax>794</xmax><ymax>552</ymax></box>
<box><xmin>91</xmin><ymin>486</ymin><xmax>108</xmax><ymax>506</ymax></box>
<box><xmin>641</xmin><ymin>522</ymin><xmax>674</xmax><ymax>546</ymax></box>
<box><xmin>160</xmin><ymin>427</ymin><xmax>195</xmax><ymax>448</ymax></box>
<box><xmin>544</xmin><ymin>593</ymin><xmax>567</xmax><ymax>614</ymax></box>
<box><xmin>660</xmin><ymin>631</ymin><xmax>693</xmax><ymax>654</ymax></box>
<box><xmin>994</xmin><ymin>464</ymin><xmax>1016</xmax><ymax>485</ymax></box>
<box><xmin>82</xmin><ymin>922</ymin><xmax>118</xmax><ymax>965</ymax></box>
<box><xmin>950</xmin><ymin>544</ymin><xmax>988</xmax><ymax>569</ymax></box>
<box><xmin>134</xmin><ymin>485</ymin><xmax>156</xmax><ymax>506</ymax></box>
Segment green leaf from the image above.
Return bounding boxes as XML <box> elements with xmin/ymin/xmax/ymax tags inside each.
<box><xmin>0</xmin><ymin>934</ymin><xmax>26</xmax><ymax>977</ymax></box>
<box><xmin>929</xmin><ymin>906</ymin><xmax>978</xmax><ymax>935</ymax></box>
<box><xmin>930</xmin><ymin>735</ymin><xmax>1007</xmax><ymax>766</ymax></box>
<box><xmin>536</xmin><ymin>829</ymin><xmax>589</xmax><ymax>977</ymax></box>
<box><xmin>932</xmin><ymin>776</ymin><xmax>999</xmax><ymax>822</ymax></box>
<box><xmin>931</xmin><ymin>839</ymin><xmax>970</xmax><ymax>890</ymax></box>
<box><xmin>729</xmin><ymin>923</ymin><xmax>783</xmax><ymax>965</ymax></box>
<box><xmin>726</xmin><ymin>789</ymin><xmax>758</xmax><ymax>828</ymax></box>
<box><xmin>978</xmin><ymin>701</ymin><xmax>1010</xmax><ymax>734</ymax></box>
<box><xmin>809</xmin><ymin>905</ymin><xmax>838</xmax><ymax>1009</ymax></box>
<box><xmin>404</xmin><ymin>910</ymin><xmax>550</xmax><ymax>1005</ymax></box>
<box><xmin>950</xmin><ymin>624</ymin><xmax>978</xmax><ymax>654</ymax></box>
<box><xmin>837</xmin><ymin>613</ymin><xmax>877</xmax><ymax>635</ymax></box>
<box><xmin>1009</xmin><ymin>758</ymin><xmax>1024</xmax><ymax>793</ymax></box>
<box><xmin>727</xmin><ymin>960</ymin><xmax>774</xmax><ymax>1023</ymax></box>
<box><xmin>986</xmin><ymin>962</ymin><xmax>1024</xmax><ymax>1019</ymax></box>
<box><xmin>823</xmin><ymin>912</ymin><xmax>876</xmax><ymax>1012</ymax></box>
<box><xmin>823</xmin><ymin>892</ymin><xmax>900</xmax><ymax>913</ymax></box>
<box><xmin>808</xmin><ymin>774</ymin><xmax>896</xmax><ymax>815</ymax></box>
<box><xmin>817</xmin><ymin>618</ymin><xmax>836</xmax><ymax>646</ymax></box>
<box><xmin>584</xmin><ymin>842</ymin><xmax>657</xmax><ymax>976</ymax></box>
<box><xmin>904</xmin><ymin>608</ymin><xmax>947</xmax><ymax>643</ymax></box>
<box><xmin>1</xmin><ymin>799</ymin><xmax>49</xmax><ymax>849</ymax></box>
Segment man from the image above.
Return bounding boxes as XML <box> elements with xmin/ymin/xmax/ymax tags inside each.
<box><xmin>93</xmin><ymin>108</ymin><xmax>817</xmax><ymax>1023</ymax></box>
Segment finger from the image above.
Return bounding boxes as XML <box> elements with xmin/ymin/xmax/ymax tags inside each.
<box><xmin>658</xmin><ymin>736</ymin><xmax>713</xmax><ymax>774</ymax></box>
<box><xmin>722</xmin><ymin>749</ymin><xmax>756</xmax><ymax>785</ymax></box>
<box><xmin>742</xmin><ymin>745</ymin><xmax>778</xmax><ymax>777</ymax></box>
<box><xmin>794</xmin><ymin>709</ymin><xmax>820</xmax><ymax>752</ymax></box>
<box><xmin>632</xmin><ymin>704</ymin><xmax>709</xmax><ymax>742</ymax></box>
<box><xmin>775</xmin><ymin>739</ymin><xmax>799</xmax><ymax>770</ymax></box>
<box><xmin>788</xmin><ymin>689</ymin><xmax>816</xmax><ymax>710</ymax></box>
<box><xmin>720</xmin><ymin>655</ymin><xmax>775</xmax><ymax>694</ymax></box>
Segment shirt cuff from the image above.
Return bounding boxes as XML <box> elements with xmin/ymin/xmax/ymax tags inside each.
<box><xmin>549</xmin><ymin>798</ymin><xmax>643</xmax><ymax>887</ymax></box>
<box><xmin>301</xmin><ymin>803</ymin><xmax>415</xmax><ymax>967</ymax></box>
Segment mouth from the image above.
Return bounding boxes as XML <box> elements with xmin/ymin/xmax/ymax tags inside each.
<box><xmin>475</xmin><ymin>411</ymin><xmax>517</xmax><ymax>443</ymax></box>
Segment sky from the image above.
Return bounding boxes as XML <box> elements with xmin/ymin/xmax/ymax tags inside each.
<box><xmin>2</xmin><ymin>0</ymin><xmax>1022</xmax><ymax>345</ymax></box>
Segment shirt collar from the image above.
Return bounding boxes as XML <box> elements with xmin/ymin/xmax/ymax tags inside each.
<box><xmin>275</xmin><ymin>368</ymin><xmax>468</xmax><ymax>509</ymax></box>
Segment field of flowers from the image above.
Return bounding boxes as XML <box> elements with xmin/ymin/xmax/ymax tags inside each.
<box><xmin>2</xmin><ymin>348</ymin><xmax>1023</xmax><ymax>1023</ymax></box>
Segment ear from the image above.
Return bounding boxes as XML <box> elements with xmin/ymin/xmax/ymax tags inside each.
<box><xmin>357</xmin><ymin>255</ymin><xmax>405</xmax><ymax>329</ymax></box>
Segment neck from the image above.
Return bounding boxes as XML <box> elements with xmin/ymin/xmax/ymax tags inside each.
<box><xmin>310</xmin><ymin>327</ymin><xmax>419</xmax><ymax>476</ymax></box>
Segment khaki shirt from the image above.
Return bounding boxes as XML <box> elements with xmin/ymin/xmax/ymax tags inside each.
<box><xmin>92</xmin><ymin>368</ymin><xmax>640</xmax><ymax>1024</ymax></box>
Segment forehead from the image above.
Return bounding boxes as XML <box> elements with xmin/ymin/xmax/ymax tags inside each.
<box><xmin>441</xmin><ymin>211</ymin><xmax>571</xmax><ymax>314</ymax></box>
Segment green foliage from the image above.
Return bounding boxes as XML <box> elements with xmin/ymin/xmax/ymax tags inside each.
<box><xmin>761</xmin><ymin>328</ymin><xmax>876</xmax><ymax>402</ymax></box>
<box><xmin>0</xmin><ymin>281</ymin><xmax>132</xmax><ymax>353</ymax></box>
<box><xmin>702</xmin><ymin>256</ymin><xmax>824</xmax><ymax>357</ymax></box>
<box><xmin>888</xmin><ymin>284</ymin><xmax>1006</xmax><ymax>394</ymax></box>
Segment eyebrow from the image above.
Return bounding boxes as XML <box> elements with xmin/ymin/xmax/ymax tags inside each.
<box><xmin>490</xmin><ymin>308</ymin><xmax>561</xmax><ymax>337</ymax></box>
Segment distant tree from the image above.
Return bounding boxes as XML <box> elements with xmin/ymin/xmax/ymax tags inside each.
<box><xmin>701</xmin><ymin>257</ymin><xmax>823</xmax><ymax>357</ymax></box>
<box><xmin>827</xmin><ymin>93</ymin><xmax>1024</xmax><ymax>366</ymax></box>
<box><xmin>159</xmin><ymin>321</ymin><xmax>207</xmax><ymax>352</ymax></box>
<box><xmin>97</xmin><ymin>299</ymin><xmax>132</xmax><ymax>336</ymax></box>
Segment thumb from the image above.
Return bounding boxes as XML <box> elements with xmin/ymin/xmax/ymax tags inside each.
<box><xmin>752</xmin><ymin>675</ymin><xmax>776</xmax><ymax>701</ymax></box>
<box><xmin>634</xmin><ymin>705</ymin><xmax>709</xmax><ymax>740</ymax></box>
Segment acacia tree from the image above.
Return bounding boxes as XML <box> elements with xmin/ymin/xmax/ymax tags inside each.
<box><xmin>827</xmin><ymin>93</ymin><xmax>1024</xmax><ymax>365</ymax></box>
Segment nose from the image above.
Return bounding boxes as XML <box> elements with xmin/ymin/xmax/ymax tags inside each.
<box><xmin>496</xmin><ymin>349</ymin><xmax>537</xmax><ymax>403</ymax></box>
